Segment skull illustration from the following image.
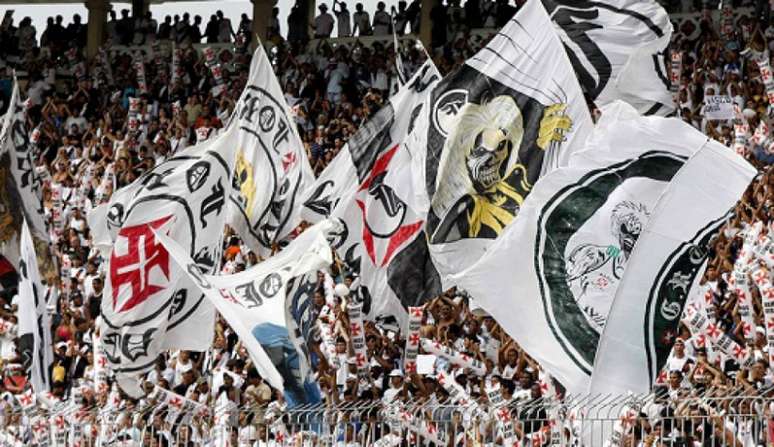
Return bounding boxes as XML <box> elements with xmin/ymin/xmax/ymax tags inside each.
<box><xmin>611</xmin><ymin>201</ymin><xmax>650</xmax><ymax>259</ymax></box>
<box><xmin>466</xmin><ymin>127</ymin><xmax>513</xmax><ymax>193</ymax></box>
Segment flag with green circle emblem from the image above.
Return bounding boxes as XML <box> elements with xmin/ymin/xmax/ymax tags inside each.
<box><xmin>450</xmin><ymin>102</ymin><xmax>714</xmax><ymax>394</ymax></box>
<box><xmin>590</xmin><ymin>135</ymin><xmax>755</xmax><ymax>397</ymax></box>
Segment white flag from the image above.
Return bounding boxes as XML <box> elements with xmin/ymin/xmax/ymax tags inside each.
<box><xmin>451</xmin><ymin>101</ymin><xmax>709</xmax><ymax>394</ymax></box>
<box><xmin>90</xmin><ymin>127</ymin><xmax>239</xmax><ymax>396</ymax></box>
<box><xmin>157</xmin><ymin>220</ymin><xmax>333</xmax><ymax>391</ymax></box>
<box><xmin>591</xmin><ymin>141</ymin><xmax>755</xmax><ymax>396</ymax></box>
<box><xmin>418</xmin><ymin>0</ymin><xmax>593</xmax><ymax>281</ymax></box>
<box><xmin>302</xmin><ymin>60</ymin><xmax>443</xmax><ymax>321</ymax></box>
<box><xmin>543</xmin><ymin>0</ymin><xmax>674</xmax><ymax>115</ymax></box>
<box><xmin>0</xmin><ymin>79</ymin><xmax>47</xmax><ymax>241</ymax></box>
<box><xmin>17</xmin><ymin>220</ymin><xmax>53</xmax><ymax>393</ymax></box>
<box><xmin>88</xmin><ymin>48</ymin><xmax>281</xmax><ymax>396</ymax></box>
<box><xmin>227</xmin><ymin>45</ymin><xmax>315</xmax><ymax>257</ymax></box>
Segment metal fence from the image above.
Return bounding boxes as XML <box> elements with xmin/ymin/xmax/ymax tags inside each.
<box><xmin>1</xmin><ymin>388</ymin><xmax>773</xmax><ymax>446</ymax></box>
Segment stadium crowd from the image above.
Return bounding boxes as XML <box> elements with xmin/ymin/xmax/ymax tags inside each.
<box><xmin>0</xmin><ymin>0</ymin><xmax>771</xmax><ymax>445</ymax></box>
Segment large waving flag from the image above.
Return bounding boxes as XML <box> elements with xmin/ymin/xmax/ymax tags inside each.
<box><xmin>226</xmin><ymin>45</ymin><xmax>315</xmax><ymax>257</ymax></box>
<box><xmin>543</xmin><ymin>0</ymin><xmax>674</xmax><ymax>115</ymax></box>
<box><xmin>591</xmin><ymin>140</ymin><xmax>755</xmax><ymax>396</ymax></box>
<box><xmin>17</xmin><ymin>220</ymin><xmax>53</xmax><ymax>393</ymax></box>
<box><xmin>417</xmin><ymin>0</ymin><xmax>593</xmax><ymax>281</ymax></box>
<box><xmin>451</xmin><ymin>102</ymin><xmax>712</xmax><ymax>394</ymax></box>
<box><xmin>301</xmin><ymin>60</ymin><xmax>443</xmax><ymax>320</ymax></box>
<box><xmin>0</xmin><ymin>78</ymin><xmax>49</xmax><ymax>269</ymax></box>
<box><xmin>88</xmin><ymin>48</ymin><xmax>279</xmax><ymax>395</ymax></box>
<box><xmin>89</xmin><ymin>127</ymin><xmax>237</xmax><ymax>396</ymax></box>
<box><xmin>0</xmin><ymin>79</ymin><xmax>47</xmax><ymax>241</ymax></box>
<box><xmin>157</xmin><ymin>220</ymin><xmax>333</xmax><ymax>393</ymax></box>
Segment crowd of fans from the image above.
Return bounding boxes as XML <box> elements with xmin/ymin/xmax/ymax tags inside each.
<box><xmin>0</xmin><ymin>0</ymin><xmax>770</xmax><ymax>445</ymax></box>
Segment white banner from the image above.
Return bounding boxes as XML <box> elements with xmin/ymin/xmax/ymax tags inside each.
<box><xmin>418</xmin><ymin>0</ymin><xmax>593</xmax><ymax>282</ymax></box>
<box><xmin>703</xmin><ymin>95</ymin><xmax>735</xmax><ymax>120</ymax></box>
<box><xmin>89</xmin><ymin>127</ymin><xmax>236</xmax><ymax>396</ymax></box>
<box><xmin>403</xmin><ymin>306</ymin><xmax>423</xmax><ymax>374</ymax></box>
<box><xmin>543</xmin><ymin>0</ymin><xmax>674</xmax><ymax>115</ymax></box>
<box><xmin>451</xmin><ymin>101</ymin><xmax>709</xmax><ymax>394</ymax></box>
<box><xmin>1</xmin><ymin>79</ymin><xmax>48</xmax><ymax>241</ymax></box>
<box><xmin>591</xmin><ymin>136</ymin><xmax>755</xmax><ymax>396</ymax></box>
<box><xmin>17</xmin><ymin>220</ymin><xmax>53</xmax><ymax>393</ymax></box>
<box><xmin>156</xmin><ymin>220</ymin><xmax>333</xmax><ymax>391</ymax></box>
<box><xmin>301</xmin><ymin>59</ymin><xmax>442</xmax><ymax>323</ymax></box>
<box><xmin>226</xmin><ymin>45</ymin><xmax>314</xmax><ymax>257</ymax></box>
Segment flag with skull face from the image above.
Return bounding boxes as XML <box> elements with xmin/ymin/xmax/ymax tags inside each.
<box><xmin>419</xmin><ymin>0</ymin><xmax>594</xmax><ymax>281</ymax></box>
<box><xmin>590</xmin><ymin>131</ymin><xmax>755</xmax><ymax>398</ymax></box>
<box><xmin>450</xmin><ymin>101</ymin><xmax>712</xmax><ymax>395</ymax></box>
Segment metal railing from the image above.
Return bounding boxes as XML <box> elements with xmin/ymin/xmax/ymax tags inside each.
<box><xmin>1</xmin><ymin>387</ymin><xmax>772</xmax><ymax>446</ymax></box>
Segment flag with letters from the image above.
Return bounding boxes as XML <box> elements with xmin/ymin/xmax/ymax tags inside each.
<box><xmin>226</xmin><ymin>45</ymin><xmax>315</xmax><ymax>257</ymax></box>
<box><xmin>452</xmin><ymin>102</ymin><xmax>710</xmax><ymax>394</ymax></box>
<box><xmin>301</xmin><ymin>60</ymin><xmax>444</xmax><ymax>319</ymax></box>
<box><xmin>590</xmin><ymin>139</ymin><xmax>755</xmax><ymax>396</ymax></box>
<box><xmin>157</xmin><ymin>220</ymin><xmax>333</xmax><ymax>393</ymax></box>
<box><xmin>89</xmin><ymin>127</ymin><xmax>239</xmax><ymax>396</ymax></box>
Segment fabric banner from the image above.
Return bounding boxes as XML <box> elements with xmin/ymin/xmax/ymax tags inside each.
<box><xmin>284</xmin><ymin>273</ymin><xmax>320</xmax><ymax>381</ymax></box>
<box><xmin>347</xmin><ymin>303</ymin><xmax>369</xmax><ymax>381</ymax></box>
<box><xmin>17</xmin><ymin>220</ymin><xmax>53</xmax><ymax>393</ymax></box>
<box><xmin>753</xmin><ymin>266</ymin><xmax>774</xmax><ymax>370</ymax></box>
<box><xmin>403</xmin><ymin>306</ymin><xmax>423</xmax><ymax>374</ymax></box>
<box><xmin>301</xmin><ymin>59</ymin><xmax>443</xmax><ymax>321</ymax></box>
<box><xmin>542</xmin><ymin>0</ymin><xmax>674</xmax><ymax>115</ymax></box>
<box><xmin>89</xmin><ymin>126</ymin><xmax>237</xmax><ymax>396</ymax></box>
<box><xmin>0</xmin><ymin>79</ymin><xmax>47</xmax><ymax>242</ymax></box>
<box><xmin>452</xmin><ymin>101</ymin><xmax>709</xmax><ymax>394</ymax></box>
<box><xmin>591</xmin><ymin>138</ymin><xmax>755</xmax><ymax>396</ymax></box>
<box><xmin>420</xmin><ymin>338</ymin><xmax>486</xmax><ymax>376</ymax></box>
<box><xmin>88</xmin><ymin>47</ymin><xmax>285</xmax><ymax>395</ymax></box>
<box><xmin>703</xmin><ymin>96</ymin><xmax>735</xmax><ymax>120</ymax></box>
<box><xmin>226</xmin><ymin>45</ymin><xmax>314</xmax><ymax>257</ymax></box>
<box><xmin>157</xmin><ymin>220</ymin><xmax>333</xmax><ymax>392</ymax></box>
<box><xmin>417</xmin><ymin>0</ymin><xmax>593</xmax><ymax>281</ymax></box>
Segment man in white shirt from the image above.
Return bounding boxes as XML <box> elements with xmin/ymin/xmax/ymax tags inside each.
<box><xmin>382</xmin><ymin>369</ymin><xmax>403</xmax><ymax>403</ymax></box>
<box><xmin>372</xmin><ymin>1</ymin><xmax>391</xmax><ymax>35</ymax></box>
<box><xmin>333</xmin><ymin>0</ymin><xmax>352</xmax><ymax>37</ymax></box>
<box><xmin>314</xmin><ymin>4</ymin><xmax>335</xmax><ymax>38</ymax></box>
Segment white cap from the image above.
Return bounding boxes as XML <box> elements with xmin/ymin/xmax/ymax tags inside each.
<box><xmin>389</xmin><ymin>369</ymin><xmax>403</xmax><ymax>377</ymax></box>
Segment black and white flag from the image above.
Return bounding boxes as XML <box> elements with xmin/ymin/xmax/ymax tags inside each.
<box><xmin>17</xmin><ymin>220</ymin><xmax>52</xmax><ymax>393</ymax></box>
<box><xmin>542</xmin><ymin>0</ymin><xmax>674</xmax><ymax>115</ymax></box>
<box><xmin>417</xmin><ymin>0</ymin><xmax>593</xmax><ymax>281</ymax></box>
<box><xmin>157</xmin><ymin>220</ymin><xmax>333</xmax><ymax>391</ymax></box>
<box><xmin>591</xmin><ymin>139</ymin><xmax>755</xmax><ymax>396</ymax></box>
<box><xmin>452</xmin><ymin>101</ymin><xmax>710</xmax><ymax>394</ymax></box>
<box><xmin>226</xmin><ymin>45</ymin><xmax>315</xmax><ymax>257</ymax></box>
<box><xmin>89</xmin><ymin>128</ymin><xmax>237</xmax><ymax>396</ymax></box>
<box><xmin>0</xmin><ymin>79</ymin><xmax>47</xmax><ymax>246</ymax></box>
<box><xmin>302</xmin><ymin>60</ymin><xmax>444</xmax><ymax>320</ymax></box>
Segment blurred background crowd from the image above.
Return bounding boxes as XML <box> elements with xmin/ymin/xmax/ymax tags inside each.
<box><xmin>0</xmin><ymin>0</ymin><xmax>771</xmax><ymax>445</ymax></box>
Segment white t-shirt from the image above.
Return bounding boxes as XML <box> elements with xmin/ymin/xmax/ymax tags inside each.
<box><xmin>314</xmin><ymin>12</ymin><xmax>335</xmax><ymax>37</ymax></box>
<box><xmin>336</xmin><ymin>10</ymin><xmax>351</xmax><ymax>37</ymax></box>
<box><xmin>373</xmin><ymin>11</ymin><xmax>391</xmax><ymax>35</ymax></box>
